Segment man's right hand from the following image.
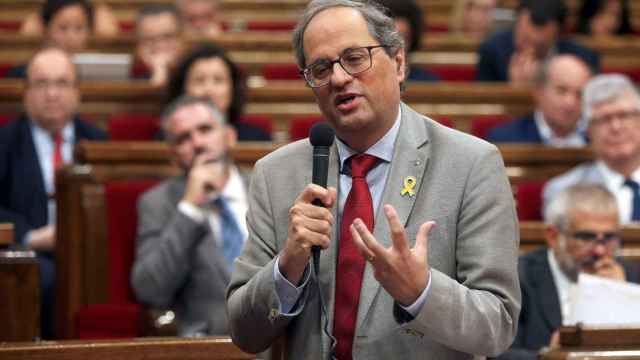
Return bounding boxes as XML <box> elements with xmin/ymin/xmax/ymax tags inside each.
<box><xmin>182</xmin><ymin>152</ymin><xmax>226</xmax><ymax>207</ymax></box>
<box><xmin>279</xmin><ymin>184</ymin><xmax>336</xmax><ymax>285</ymax></box>
<box><xmin>28</xmin><ymin>225</ymin><xmax>55</xmax><ymax>251</ymax></box>
<box><xmin>508</xmin><ymin>47</ymin><xmax>540</xmax><ymax>85</ymax></box>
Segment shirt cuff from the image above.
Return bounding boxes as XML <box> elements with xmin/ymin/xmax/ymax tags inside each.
<box><xmin>399</xmin><ymin>269</ymin><xmax>432</xmax><ymax>317</ymax></box>
<box><xmin>273</xmin><ymin>255</ymin><xmax>310</xmax><ymax>314</ymax></box>
<box><xmin>178</xmin><ymin>201</ymin><xmax>207</xmax><ymax>224</ymax></box>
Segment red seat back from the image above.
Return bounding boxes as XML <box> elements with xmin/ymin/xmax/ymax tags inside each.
<box><xmin>429</xmin><ymin>64</ymin><xmax>476</xmax><ymax>82</ymax></box>
<box><xmin>515</xmin><ymin>180</ymin><xmax>546</xmax><ymax>221</ymax></box>
<box><xmin>105</xmin><ymin>180</ymin><xmax>159</xmax><ymax>304</ymax></box>
<box><xmin>471</xmin><ymin>115</ymin><xmax>511</xmax><ymax>140</ymax></box>
<box><xmin>109</xmin><ymin>113</ymin><xmax>160</xmax><ymax>141</ymax></box>
<box><xmin>289</xmin><ymin>116</ymin><xmax>323</xmax><ymax>142</ymax></box>
<box><xmin>262</xmin><ymin>64</ymin><xmax>302</xmax><ymax>80</ymax></box>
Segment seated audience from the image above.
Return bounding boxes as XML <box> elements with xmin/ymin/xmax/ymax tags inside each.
<box><xmin>134</xmin><ymin>4</ymin><xmax>185</xmax><ymax>87</ymax></box>
<box><xmin>577</xmin><ymin>0</ymin><xmax>633</xmax><ymax>37</ymax></box>
<box><xmin>0</xmin><ymin>47</ymin><xmax>107</xmax><ymax>338</ymax></box>
<box><xmin>20</xmin><ymin>0</ymin><xmax>118</xmax><ymax>39</ymax></box>
<box><xmin>488</xmin><ymin>54</ymin><xmax>592</xmax><ymax>145</ymax></box>
<box><xmin>376</xmin><ymin>0</ymin><xmax>440</xmax><ymax>81</ymax></box>
<box><xmin>176</xmin><ymin>0</ymin><xmax>222</xmax><ymax>38</ymax></box>
<box><xmin>495</xmin><ymin>184</ymin><xmax>640</xmax><ymax>360</ymax></box>
<box><xmin>8</xmin><ymin>0</ymin><xmax>94</xmax><ymax>78</ymax></box>
<box><xmin>450</xmin><ymin>0</ymin><xmax>498</xmax><ymax>38</ymax></box>
<box><xmin>476</xmin><ymin>0</ymin><xmax>600</xmax><ymax>84</ymax></box>
<box><xmin>544</xmin><ymin>74</ymin><xmax>640</xmax><ymax>224</ymax></box>
<box><xmin>131</xmin><ymin>96</ymin><xmax>246</xmax><ymax>336</ymax></box>
<box><xmin>166</xmin><ymin>44</ymin><xmax>271</xmax><ymax>141</ymax></box>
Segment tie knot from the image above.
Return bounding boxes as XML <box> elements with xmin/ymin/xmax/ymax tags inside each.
<box><xmin>625</xmin><ymin>179</ymin><xmax>640</xmax><ymax>191</ymax></box>
<box><xmin>53</xmin><ymin>132</ymin><xmax>62</xmax><ymax>145</ymax></box>
<box><xmin>349</xmin><ymin>154</ymin><xmax>378</xmax><ymax>178</ymax></box>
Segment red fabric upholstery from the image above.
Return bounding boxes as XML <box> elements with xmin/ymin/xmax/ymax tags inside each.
<box><xmin>0</xmin><ymin>20</ymin><xmax>21</xmax><ymax>31</ymax></box>
<box><xmin>239</xmin><ymin>114</ymin><xmax>273</xmax><ymax>136</ymax></box>
<box><xmin>429</xmin><ymin>64</ymin><xmax>476</xmax><ymax>82</ymax></box>
<box><xmin>109</xmin><ymin>113</ymin><xmax>160</xmax><ymax>141</ymax></box>
<box><xmin>76</xmin><ymin>180</ymin><xmax>158</xmax><ymax>339</ymax></box>
<box><xmin>76</xmin><ymin>303</ymin><xmax>141</xmax><ymax>339</ymax></box>
<box><xmin>262</xmin><ymin>64</ymin><xmax>302</xmax><ymax>80</ymax></box>
<box><xmin>432</xmin><ymin>116</ymin><xmax>454</xmax><ymax>128</ymax></box>
<box><xmin>603</xmin><ymin>67</ymin><xmax>640</xmax><ymax>83</ymax></box>
<box><xmin>0</xmin><ymin>114</ymin><xmax>15</xmax><ymax>127</ymax></box>
<box><xmin>0</xmin><ymin>63</ymin><xmax>13</xmax><ymax>78</ymax></box>
<box><xmin>515</xmin><ymin>180</ymin><xmax>546</xmax><ymax>221</ymax></box>
<box><xmin>246</xmin><ymin>20</ymin><xmax>296</xmax><ymax>31</ymax></box>
<box><xmin>471</xmin><ymin>115</ymin><xmax>511</xmax><ymax>139</ymax></box>
<box><xmin>289</xmin><ymin>116</ymin><xmax>323</xmax><ymax>141</ymax></box>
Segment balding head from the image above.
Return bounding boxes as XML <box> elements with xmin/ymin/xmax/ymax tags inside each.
<box><xmin>24</xmin><ymin>47</ymin><xmax>80</xmax><ymax>134</ymax></box>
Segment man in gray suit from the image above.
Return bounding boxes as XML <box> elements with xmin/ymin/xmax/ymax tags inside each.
<box><xmin>131</xmin><ymin>95</ymin><xmax>246</xmax><ymax>336</ymax></box>
<box><xmin>544</xmin><ymin>74</ymin><xmax>640</xmax><ymax>224</ymax></box>
<box><xmin>226</xmin><ymin>1</ymin><xmax>520</xmax><ymax>359</ymax></box>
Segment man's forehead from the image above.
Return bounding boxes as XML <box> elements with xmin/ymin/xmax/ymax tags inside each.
<box><xmin>28</xmin><ymin>51</ymin><xmax>75</xmax><ymax>79</ymax></box>
<box><xmin>303</xmin><ymin>7</ymin><xmax>373</xmax><ymax>60</ymax></box>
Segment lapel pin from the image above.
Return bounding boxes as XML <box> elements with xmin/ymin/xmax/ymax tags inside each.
<box><xmin>401</xmin><ymin>176</ymin><xmax>417</xmax><ymax>197</ymax></box>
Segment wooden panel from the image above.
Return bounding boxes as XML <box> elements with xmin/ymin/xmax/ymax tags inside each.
<box><xmin>0</xmin><ymin>223</ymin><xmax>14</xmax><ymax>247</ymax></box>
<box><xmin>0</xmin><ymin>337</ymin><xmax>255</xmax><ymax>360</ymax></box>
<box><xmin>0</xmin><ymin>251</ymin><xmax>40</xmax><ymax>341</ymax></box>
<box><xmin>541</xmin><ymin>326</ymin><xmax>640</xmax><ymax>360</ymax></box>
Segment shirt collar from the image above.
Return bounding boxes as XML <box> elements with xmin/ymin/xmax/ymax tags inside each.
<box><xmin>30</xmin><ymin>119</ymin><xmax>74</xmax><ymax>143</ymax></box>
<box><xmin>336</xmin><ymin>105</ymin><xmax>401</xmax><ymax>171</ymax></box>
<box><xmin>596</xmin><ymin>160</ymin><xmax>640</xmax><ymax>187</ymax></box>
<box><xmin>547</xmin><ymin>248</ymin><xmax>574</xmax><ymax>288</ymax></box>
<box><xmin>534</xmin><ymin>111</ymin><xmax>586</xmax><ymax>147</ymax></box>
<box><xmin>220</xmin><ymin>165</ymin><xmax>246</xmax><ymax>203</ymax></box>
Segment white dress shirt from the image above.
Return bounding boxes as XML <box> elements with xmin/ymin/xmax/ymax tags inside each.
<box><xmin>547</xmin><ymin>249</ymin><xmax>577</xmax><ymax>325</ymax></box>
<box><xmin>534</xmin><ymin>111</ymin><xmax>586</xmax><ymax>148</ymax></box>
<box><xmin>596</xmin><ymin>161</ymin><xmax>640</xmax><ymax>224</ymax></box>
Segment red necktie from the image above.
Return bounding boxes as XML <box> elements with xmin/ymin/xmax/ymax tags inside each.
<box><xmin>53</xmin><ymin>132</ymin><xmax>63</xmax><ymax>172</ymax></box>
<box><xmin>333</xmin><ymin>154</ymin><xmax>378</xmax><ymax>360</ymax></box>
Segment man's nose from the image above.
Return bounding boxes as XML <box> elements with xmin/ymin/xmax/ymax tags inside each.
<box><xmin>330</xmin><ymin>62</ymin><xmax>353</xmax><ymax>87</ymax></box>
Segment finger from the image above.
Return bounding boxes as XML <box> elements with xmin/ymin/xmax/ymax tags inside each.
<box><xmin>290</xmin><ymin>202</ymin><xmax>334</xmax><ymax>227</ymax></box>
<box><xmin>414</xmin><ymin>221</ymin><xmax>436</xmax><ymax>256</ymax></box>
<box><xmin>383</xmin><ymin>204</ymin><xmax>409</xmax><ymax>254</ymax></box>
<box><xmin>352</xmin><ymin>218</ymin><xmax>386</xmax><ymax>257</ymax></box>
<box><xmin>296</xmin><ymin>184</ymin><xmax>332</xmax><ymax>205</ymax></box>
<box><xmin>350</xmin><ymin>223</ymin><xmax>376</xmax><ymax>261</ymax></box>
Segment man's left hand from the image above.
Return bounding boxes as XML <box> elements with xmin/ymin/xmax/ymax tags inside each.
<box><xmin>592</xmin><ymin>257</ymin><xmax>626</xmax><ymax>282</ymax></box>
<box><xmin>350</xmin><ymin>204</ymin><xmax>435</xmax><ymax>306</ymax></box>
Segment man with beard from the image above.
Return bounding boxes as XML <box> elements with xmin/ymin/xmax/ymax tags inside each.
<box><xmin>131</xmin><ymin>95</ymin><xmax>246</xmax><ymax>336</ymax></box>
<box><xmin>496</xmin><ymin>183</ymin><xmax>640</xmax><ymax>360</ymax></box>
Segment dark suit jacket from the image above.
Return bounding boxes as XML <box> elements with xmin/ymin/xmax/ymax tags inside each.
<box><xmin>495</xmin><ymin>248</ymin><xmax>640</xmax><ymax>360</ymax></box>
<box><xmin>476</xmin><ymin>28</ymin><xmax>600</xmax><ymax>82</ymax></box>
<box><xmin>0</xmin><ymin>114</ymin><xmax>107</xmax><ymax>244</ymax></box>
<box><xmin>487</xmin><ymin>114</ymin><xmax>542</xmax><ymax>143</ymax></box>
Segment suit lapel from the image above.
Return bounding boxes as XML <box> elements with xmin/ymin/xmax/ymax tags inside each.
<box><xmin>532</xmin><ymin>252</ymin><xmax>562</xmax><ymax>330</ymax></box>
<box><xmin>356</xmin><ymin>103</ymin><xmax>431</xmax><ymax>328</ymax></box>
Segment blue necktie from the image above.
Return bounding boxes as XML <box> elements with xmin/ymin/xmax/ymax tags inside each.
<box><xmin>214</xmin><ymin>196</ymin><xmax>244</xmax><ymax>273</ymax></box>
<box><xmin>624</xmin><ymin>179</ymin><xmax>640</xmax><ymax>221</ymax></box>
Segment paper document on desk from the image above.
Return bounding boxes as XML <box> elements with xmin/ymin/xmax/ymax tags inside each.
<box><xmin>567</xmin><ymin>273</ymin><xmax>640</xmax><ymax>326</ymax></box>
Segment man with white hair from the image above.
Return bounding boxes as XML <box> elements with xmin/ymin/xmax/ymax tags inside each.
<box><xmin>544</xmin><ymin>74</ymin><xmax>640</xmax><ymax>224</ymax></box>
<box><xmin>497</xmin><ymin>184</ymin><xmax>639</xmax><ymax>360</ymax></box>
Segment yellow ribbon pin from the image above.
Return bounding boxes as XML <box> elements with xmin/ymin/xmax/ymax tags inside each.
<box><xmin>401</xmin><ymin>176</ymin><xmax>417</xmax><ymax>197</ymax></box>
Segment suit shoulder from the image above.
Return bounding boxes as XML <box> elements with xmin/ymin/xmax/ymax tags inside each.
<box><xmin>75</xmin><ymin>117</ymin><xmax>108</xmax><ymax>140</ymax></box>
<box><xmin>139</xmin><ymin>178</ymin><xmax>180</xmax><ymax>208</ymax></box>
<box><xmin>429</xmin><ymin>119</ymin><xmax>499</xmax><ymax>156</ymax></box>
<box><xmin>255</xmin><ymin>139</ymin><xmax>311</xmax><ymax>170</ymax></box>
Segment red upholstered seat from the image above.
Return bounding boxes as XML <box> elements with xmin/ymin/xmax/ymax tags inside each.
<box><xmin>289</xmin><ymin>116</ymin><xmax>323</xmax><ymax>142</ymax></box>
<box><xmin>429</xmin><ymin>64</ymin><xmax>476</xmax><ymax>82</ymax></box>
<box><xmin>432</xmin><ymin>116</ymin><xmax>454</xmax><ymax>128</ymax></box>
<box><xmin>239</xmin><ymin>114</ymin><xmax>274</xmax><ymax>136</ymax></box>
<box><xmin>76</xmin><ymin>179</ymin><xmax>158</xmax><ymax>339</ymax></box>
<box><xmin>109</xmin><ymin>113</ymin><xmax>160</xmax><ymax>141</ymax></box>
<box><xmin>0</xmin><ymin>114</ymin><xmax>15</xmax><ymax>127</ymax></box>
<box><xmin>471</xmin><ymin>115</ymin><xmax>511</xmax><ymax>140</ymax></box>
<box><xmin>262</xmin><ymin>64</ymin><xmax>302</xmax><ymax>80</ymax></box>
<box><xmin>603</xmin><ymin>67</ymin><xmax>640</xmax><ymax>83</ymax></box>
<box><xmin>515</xmin><ymin>180</ymin><xmax>546</xmax><ymax>221</ymax></box>
<box><xmin>246</xmin><ymin>20</ymin><xmax>296</xmax><ymax>31</ymax></box>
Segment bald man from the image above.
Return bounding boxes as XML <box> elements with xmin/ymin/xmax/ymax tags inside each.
<box><xmin>0</xmin><ymin>46</ymin><xmax>107</xmax><ymax>338</ymax></box>
<box><xmin>488</xmin><ymin>54</ymin><xmax>593</xmax><ymax>146</ymax></box>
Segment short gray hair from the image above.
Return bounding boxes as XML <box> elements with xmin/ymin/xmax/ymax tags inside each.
<box><xmin>161</xmin><ymin>95</ymin><xmax>226</xmax><ymax>137</ymax></box>
<box><xmin>583</xmin><ymin>73</ymin><xmax>640</xmax><ymax>126</ymax></box>
<box><xmin>544</xmin><ymin>183</ymin><xmax>618</xmax><ymax>231</ymax></box>
<box><xmin>291</xmin><ymin>0</ymin><xmax>404</xmax><ymax>70</ymax></box>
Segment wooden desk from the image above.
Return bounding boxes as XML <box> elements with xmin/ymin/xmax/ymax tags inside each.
<box><xmin>0</xmin><ymin>223</ymin><xmax>14</xmax><ymax>247</ymax></box>
<box><xmin>0</xmin><ymin>250</ymin><xmax>40</xmax><ymax>341</ymax></box>
<box><xmin>541</xmin><ymin>326</ymin><xmax>640</xmax><ymax>360</ymax></box>
<box><xmin>0</xmin><ymin>336</ymin><xmax>255</xmax><ymax>360</ymax></box>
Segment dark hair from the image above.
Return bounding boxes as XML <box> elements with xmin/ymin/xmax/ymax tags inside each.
<box><xmin>136</xmin><ymin>4</ymin><xmax>183</xmax><ymax>34</ymax></box>
<box><xmin>577</xmin><ymin>0</ymin><xmax>632</xmax><ymax>35</ymax></box>
<box><xmin>375</xmin><ymin>0</ymin><xmax>423</xmax><ymax>53</ymax></box>
<box><xmin>167</xmin><ymin>43</ymin><xmax>245</xmax><ymax>125</ymax></box>
<box><xmin>517</xmin><ymin>0</ymin><xmax>567</xmax><ymax>28</ymax></box>
<box><xmin>41</xmin><ymin>0</ymin><xmax>94</xmax><ymax>29</ymax></box>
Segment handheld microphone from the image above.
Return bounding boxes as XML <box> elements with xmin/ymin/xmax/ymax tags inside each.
<box><xmin>309</xmin><ymin>122</ymin><xmax>335</xmax><ymax>260</ymax></box>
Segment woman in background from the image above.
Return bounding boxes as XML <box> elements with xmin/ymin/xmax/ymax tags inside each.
<box><xmin>166</xmin><ymin>43</ymin><xmax>271</xmax><ymax>141</ymax></box>
<box><xmin>577</xmin><ymin>0</ymin><xmax>633</xmax><ymax>37</ymax></box>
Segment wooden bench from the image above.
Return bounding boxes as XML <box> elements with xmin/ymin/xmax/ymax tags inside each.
<box><xmin>0</xmin><ymin>222</ymin><xmax>14</xmax><ymax>247</ymax></box>
<box><xmin>0</xmin><ymin>250</ymin><xmax>40</xmax><ymax>341</ymax></box>
<box><xmin>0</xmin><ymin>336</ymin><xmax>255</xmax><ymax>360</ymax></box>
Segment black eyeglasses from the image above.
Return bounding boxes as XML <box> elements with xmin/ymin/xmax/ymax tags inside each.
<box><xmin>569</xmin><ymin>230</ymin><xmax>621</xmax><ymax>247</ymax></box>
<box><xmin>300</xmin><ymin>45</ymin><xmax>389</xmax><ymax>88</ymax></box>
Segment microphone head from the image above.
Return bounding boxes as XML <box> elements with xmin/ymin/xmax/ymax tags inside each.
<box><xmin>309</xmin><ymin>122</ymin><xmax>335</xmax><ymax>147</ymax></box>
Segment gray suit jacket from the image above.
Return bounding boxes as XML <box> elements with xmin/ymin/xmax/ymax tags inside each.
<box><xmin>543</xmin><ymin>162</ymin><xmax>606</xmax><ymax>216</ymax></box>
<box><xmin>227</xmin><ymin>103</ymin><xmax>521</xmax><ymax>359</ymax></box>
<box><xmin>131</xmin><ymin>172</ymin><xmax>248</xmax><ymax>336</ymax></box>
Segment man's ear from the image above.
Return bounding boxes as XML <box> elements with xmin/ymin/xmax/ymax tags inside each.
<box><xmin>395</xmin><ymin>48</ymin><xmax>406</xmax><ymax>83</ymax></box>
<box><xmin>225</xmin><ymin>124</ymin><xmax>238</xmax><ymax>148</ymax></box>
<box><xmin>544</xmin><ymin>224</ymin><xmax>560</xmax><ymax>249</ymax></box>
